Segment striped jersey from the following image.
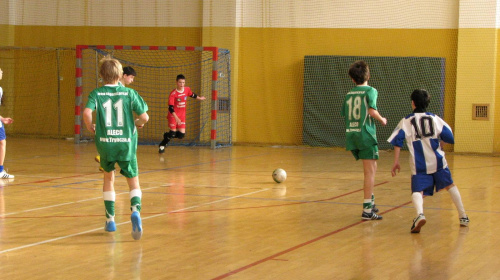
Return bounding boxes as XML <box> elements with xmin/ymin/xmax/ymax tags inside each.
<box><xmin>387</xmin><ymin>112</ymin><xmax>454</xmax><ymax>175</ymax></box>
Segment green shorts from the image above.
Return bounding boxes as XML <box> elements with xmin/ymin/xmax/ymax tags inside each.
<box><xmin>350</xmin><ymin>145</ymin><xmax>379</xmax><ymax>160</ymax></box>
<box><xmin>100</xmin><ymin>156</ymin><xmax>139</xmax><ymax>178</ymax></box>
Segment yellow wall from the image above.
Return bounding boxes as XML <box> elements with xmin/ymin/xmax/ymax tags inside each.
<box><xmin>12</xmin><ymin>26</ymin><xmax>202</xmax><ymax>48</ymax></box>
<box><xmin>237</xmin><ymin>28</ymin><xmax>458</xmax><ymax>144</ymax></box>
<box><xmin>455</xmin><ymin>28</ymin><xmax>497</xmax><ymax>153</ymax></box>
<box><xmin>496</xmin><ymin>29</ymin><xmax>500</xmax><ymax>153</ymax></box>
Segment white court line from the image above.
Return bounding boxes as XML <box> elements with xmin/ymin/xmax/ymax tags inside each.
<box><xmin>0</xmin><ymin>186</ymin><xmax>164</xmax><ymax>217</ymax></box>
<box><xmin>0</xmin><ymin>188</ymin><xmax>269</xmax><ymax>254</ymax></box>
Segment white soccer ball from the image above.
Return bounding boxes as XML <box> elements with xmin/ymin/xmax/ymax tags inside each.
<box><xmin>272</xmin><ymin>168</ymin><xmax>287</xmax><ymax>183</ymax></box>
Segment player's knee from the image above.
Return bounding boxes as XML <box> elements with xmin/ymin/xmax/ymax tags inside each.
<box><xmin>176</xmin><ymin>131</ymin><xmax>185</xmax><ymax>139</ymax></box>
<box><xmin>164</xmin><ymin>131</ymin><xmax>176</xmax><ymax>140</ymax></box>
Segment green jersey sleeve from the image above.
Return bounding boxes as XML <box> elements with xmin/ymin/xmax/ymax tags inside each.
<box><xmin>131</xmin><ymin>91</ymin><xmax>148</xmax><ymax>115</ymax></box>
<box><xmin>366</xmin><ymin>87</ymin><xmax>378</xmax><ymax>110</ymax></box>
<box><xmin>85</xmin><ymin>91</ymin><xmax>97</xmax><ymax>111</ymax></box>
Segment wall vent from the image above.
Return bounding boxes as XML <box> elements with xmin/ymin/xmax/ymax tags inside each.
<box><xmin>472</xmin><ymin>104</ymin><xmax>489</xmax><ymax>120</ymax></box>
<box><xmin>218</xmin><ymin>98</ymin><xmax>230</xmax><ymax>113</ymax></box>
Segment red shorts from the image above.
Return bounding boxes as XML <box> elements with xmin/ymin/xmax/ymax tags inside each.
<box><xmin>168</xmin><ymin>112</ymin><xmax>186</xmax><ymax>129</ymax></box>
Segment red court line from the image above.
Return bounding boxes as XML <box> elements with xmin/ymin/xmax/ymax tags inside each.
<box><xmin>4</xmin><ymin>173</ymin><xmax>97</xmax><ymax>186</ymax></box>
<box><xmin>173</xmin><ymin>183</ymin><xmax>388</xmax><ymax>214</ymax></box>
<box><xmin>211</xmin><ymin>200</ymin><xmax>413</xmax><ymax>280</ymax></box>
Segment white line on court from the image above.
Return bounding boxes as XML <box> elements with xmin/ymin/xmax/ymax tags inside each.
<box><xmin>0</xmin><ymin>188</ymin><xmax>269</xmax><ymax>254</ymax></box>
<box><xmin>0</xmin><ymin>186</ymin><xmax>164</xmax><ymax>217</ymax></box>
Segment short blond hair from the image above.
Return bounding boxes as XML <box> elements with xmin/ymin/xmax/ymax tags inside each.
<box><xmin>99</xmin><ymin>56</ymin><xmax>123</xmax><ymax>84</ymax></box>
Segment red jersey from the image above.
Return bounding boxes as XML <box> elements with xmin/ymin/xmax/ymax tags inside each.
<box><xmin>168</xmin><ymin>86</ymin><xmax>193</xmax><ymax>116</ymax></box>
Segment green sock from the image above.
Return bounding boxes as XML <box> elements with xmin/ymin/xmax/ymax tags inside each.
<box><xmin>363</xmin><ymin>199</ymin><xmax>372</xmax><ymax>213</ymax></box>
<box><xmin>130</xmin><ymin>196</ymin><xmax>141</xmax><ymax>212</ymax></box>
<box><xmin>372</xmin><ymin>194</ymin><xmax>375</xmax><ymax>205</ymax></box>
<box><xmin>104</xmin><ymin>200</ymin><xmax>115</xmax><ymax>220</ymax></box>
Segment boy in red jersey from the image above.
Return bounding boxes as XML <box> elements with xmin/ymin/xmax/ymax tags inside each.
<box><xmin>158</xmin><ymin>74</ymin><xmax>206</xmax><ymax>153</ymax></box>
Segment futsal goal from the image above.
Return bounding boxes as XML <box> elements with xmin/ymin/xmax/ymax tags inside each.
<box><xmin>75</xmin><ymin>45</ymin><xmax>232</xmax><ymax>149</ymax></box>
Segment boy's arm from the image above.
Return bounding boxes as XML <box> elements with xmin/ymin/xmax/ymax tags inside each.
<box><xmin>135</xmin><ymin>112</ymin><xmax>149</xmax><ymax>128</ymax></box>
<box><xmin>167</xmin><ymin>105</ymin><xmax>182</xmax><ymax>124</ymax></box>
<box><xmin>83</xmin><ymin>108</ymin><xmax>95</xmax><ymax>133</ymax></box>
<box><xmin>391</xmin><ymin>146</ymin><xmax>401</xmax><ymax>177</ymax></box>
<box><xmin>0</xmin><ymin>116</ymin><xmax>13</xmax><ymax>124</ymax></box>
<box><xmin>189</xmin><ymin>92</ymin><xmax>206</xmax><ymax>101</ymax></box>
<box><xmin>368</xmin><ymin>108</ymin><xmax>387</xmax><ymax>126</ymax></box>
<box><xmin>173</xmin><ymin>112</ymin><xmax>182</xmax><ymax>124</ymax></box>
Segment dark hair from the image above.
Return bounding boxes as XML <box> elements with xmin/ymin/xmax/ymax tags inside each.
<box><xmin>411</xmin><ymin>89</ymin><xmax>430</xmax><ymax>112</ymax></box>
<box><xmin>123</xmin><ymin>66</ymin><xmax>136</xmax><ymax>76</ymax></box>
<box><xmin>176</xmin><ymin>74</ymin><xmax>185</xmax><ymax>81</ymax></box>
<box><xmin>348</xmin><ymin>60</ymin><xmax>370</xmax><ymax>85</ymax></box>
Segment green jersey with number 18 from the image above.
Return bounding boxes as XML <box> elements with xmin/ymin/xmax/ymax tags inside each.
<box><xmin>85</xmin><ymin>85</ymin><xmax>148</xmax><ymax>161</ymax></box>
<box><xmin>341</xmin><ymin>85</ymin><xmax>379</xmax><ymax>151</ymax></box>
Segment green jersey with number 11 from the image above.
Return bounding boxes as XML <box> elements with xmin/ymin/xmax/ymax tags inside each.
<box><xmin>341</xmin><ymin>85</ymin><xmax>379</xmax><ymax>151</ymax></box>
<box><xmin>85</xmin><ymin>85</ymin><xmax>148</xmax><ymax>161</ymax></box>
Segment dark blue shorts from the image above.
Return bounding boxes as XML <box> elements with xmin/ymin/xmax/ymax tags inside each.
<box><xmin>0</xmin><ymin>125</ymin><xmax>6</xmax><ymax>141</ymax></box>
<box><xmin>411</xmin><ymin>167</ymin><xmax>454</xmax><ymax>196</ymax></box>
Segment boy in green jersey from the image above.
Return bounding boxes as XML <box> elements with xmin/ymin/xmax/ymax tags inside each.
<box><xmin>83</xmin><ymin>57</ymin><xmax>149</xmax><ymax>240</ymax></box>
<box><xmin>341</xmin><ymin>60</ymin><xmax>387</xmax><ymax>220</ymax></box>
<box><xmin>95</xmin><ymin>66</ymin><xmax>137</xmax><ymax>171</ymax></box>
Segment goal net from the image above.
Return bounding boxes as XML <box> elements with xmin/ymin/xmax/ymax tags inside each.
<box><xmin>75</xmin><ymin>45</ymin><xmax>231</xmax><ymax>149</ymax></box>
<box><xmin>303</xmin><ymin>55</ymin><xmax>446</xmax><ymax>150</ymax></box>
<box><xmin>0</xmin><ymin>47</ymin><xmax>75</xmax><ymax>138</ymax></box>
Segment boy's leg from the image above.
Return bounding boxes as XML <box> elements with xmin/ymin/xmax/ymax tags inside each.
<box><xmin>371</xmin><ymin>193</ymin><xmax>378</xmax><ymax>213</ymax></box>
<box><xmin>0</xmin><ymin>135</ymin><xmax>14</xmax><ymax>179</ymax></box>
<box><xmin>437</xmin><ymin>169</ymin><xmax>469</xmax><ymax>227</ymax></box>
<box><xmin>411</xmin><ymin>192</ymin><xmax>426</xmax><ymax>233</ymax></box>
<box><xmin>0</xmin><ymin>139</ymin><xmax>5</xmax><ymax>166</ymax></box>
<box><xmin>412</xmin><ymin>192</ymin><xmax>424</xmax><ymax>215</ymax></box>
<box><xmin>117</xmin><ymin>158</ymin><xmax>143</xmax><ymax>240</ymax></box>
<box><xmin>103</xmin><ymin>170</ymin><xmax>116</xmax><ymax>232</ymax></box>
<box><xmin>159</xmin><ymin>130</ymin><xmax>176</xmax><ymax>153</ymax></box>
<box><xmin>362</xmin><ymin>159</ymin><xmax>376</xmax><ymax>207</ymax></box>
<box><xmin>127</xmin><ymin>176</ymin><xmax>143</xmax><ymax>240</ymax></box>
<box><xmin>128</xmin><ymin>178</ymin><xmax>142</xmax><ymax>212</ymax></box>
<box><xmin>445</xmin><ymin>185</ymin><xmax>469</xmax><ymax>226</ymax></box>
<box><xmin>361</xmin><ymin>159</ymin><xmax>382</xmax><ymax>220</ymax></box>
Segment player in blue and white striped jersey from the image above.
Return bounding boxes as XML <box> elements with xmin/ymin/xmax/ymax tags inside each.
<box><xmin>387</xmin><ymin>89</ymin><xmax>469</xmax><ymax>233</ymax></box>
<box><xmin>0</xmin><ymin>68</ymin><xmax>14</xmax><ymax>179</ymax></box>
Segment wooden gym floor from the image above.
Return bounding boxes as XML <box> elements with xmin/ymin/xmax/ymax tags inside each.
<box><xmin>0</xmin><ymin>137</ymin><xmax>499</xmax><ymax>279</ymax></box>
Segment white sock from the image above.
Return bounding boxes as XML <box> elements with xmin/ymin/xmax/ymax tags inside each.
<box><xmin>412</xmin><ymin>192</ymin><xmax>424</xmax><ymax>216</ymax></box>
<box><xmin>103</xmin><ymin>191</ymin><xmax>116</xmax><ymax>201</ymax></box>
<box><xmin>448</xmin><ymin>186</ymin><xmax>467</xmax><ymax>218</ymax></box>
<box><xmin>130</xmin><ymin>189</ymin><xmax>142</xmax><ymax>199</ymax></box>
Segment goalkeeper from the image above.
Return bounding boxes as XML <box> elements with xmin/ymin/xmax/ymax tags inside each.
<box><xmin>159</xmin><ymin>74</ymin><xmax>206</xmax><ymax>153</ymax></box>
